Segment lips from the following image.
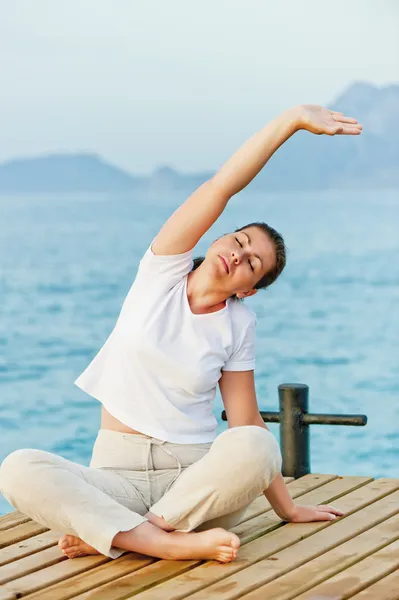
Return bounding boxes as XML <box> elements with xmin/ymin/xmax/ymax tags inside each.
<box><xmin>219</xmin><ymin>255</ymin><xmax>229</xmax><ymax>274</ymax></box>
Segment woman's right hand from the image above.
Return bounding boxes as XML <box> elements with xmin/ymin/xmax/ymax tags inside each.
<box><xmin>297</xmin><ymin>104</ymin><xmax>363</xmax><ymax>136</ymax></box>
<box><xmin>288</xmin><ymin>503</ymin><xmax>344</xmax><ymax>522</ymax></box>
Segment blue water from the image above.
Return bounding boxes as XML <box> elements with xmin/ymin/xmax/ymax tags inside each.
<box><xmin>1</xmin><ymin>188</ymin><xmax>398</xmax><ymax>515</ymax></box>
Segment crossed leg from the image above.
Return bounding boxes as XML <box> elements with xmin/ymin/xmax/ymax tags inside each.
<box><xmin>59</xmin><ymin>425</ymin><xmax>281</xmax><ymax>561</ymax></box>
<box><xmin>1</xmin><ymin>426</ymin><xmax>281</xmax><ymax>563</ymax></box>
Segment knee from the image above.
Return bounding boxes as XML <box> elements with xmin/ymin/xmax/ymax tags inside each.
<box><xmin>0</xmin><ymin>449</ymin><xmax>46</xmax><ymax>500</ymax></box>
<box><xmin>215</xmin><ymin>426</ymin><xmax>282</xmax><ymax>485</ymax></box>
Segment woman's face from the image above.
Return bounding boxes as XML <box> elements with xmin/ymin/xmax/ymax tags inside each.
<box><xmin>206</xmin><ymin>226</ymin><xmax>277</xmax><ymax>298</ymax></box>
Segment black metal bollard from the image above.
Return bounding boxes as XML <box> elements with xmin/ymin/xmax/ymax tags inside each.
<box><xmin>279</xmin><ymin>384</ymin><xmax>310</xmax><ymax>479</ymax></box>
<box><xmin>221</xmin><ymin>383</ymin><xmax>367</xmax><ymax>479</ymax></box>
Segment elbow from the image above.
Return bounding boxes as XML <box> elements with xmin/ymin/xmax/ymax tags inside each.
<box><xmin>208</xmin><ymin>175</ymin><xmax>233</xmax><ymax>201</ymax></box>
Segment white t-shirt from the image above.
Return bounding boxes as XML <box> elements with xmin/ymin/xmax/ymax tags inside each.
<box><xmin>74</xmin><ymin>240</ymin><xmax>257</xmax><ymax>443</ymax></box>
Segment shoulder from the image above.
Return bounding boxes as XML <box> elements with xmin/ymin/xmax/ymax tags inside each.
<box><xmin>228</xmin><ymin>298</ymin><xmax>257</xmax><ymax>328</ymax></box>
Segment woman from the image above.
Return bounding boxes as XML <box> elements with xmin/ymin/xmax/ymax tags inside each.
<box><xmin>0</xmin><ymin>104</ymin><xmax>362</xmax><ymax>564</ymax></box>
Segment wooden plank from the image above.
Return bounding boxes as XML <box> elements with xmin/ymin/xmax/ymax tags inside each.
<box><xmin>237</xmin><ymin>510</ymin><xmax>399</xmax><ymax>599</ymax></box>
<box><xmin>0</xmin><ymin>522</ymin><xmax>48</xmax><ymax>548</ymax></box>
<box><xmin>155</xmin><ymin>488</ymin><xmax>399</xmax><ymax>600</ymax></box>
<box><xmin>0</xmin><ymin>546</ymin><xmax>66</xmax><ymax>585</ymax></box>
<box><xmin>237</xmin><ymin>474</ymin><xmax>336</xmax><ymax>523</ymax></box>
<box><xmin>0</xmin><ymin>474</ymin><xmax>337</xmax><ymax>597</ymax></box>
<box><xmin>350</xmin><ymin>569</ymin><xmax>399</xmax><ymax>600</ymax></box>
<box><xmin>41</xmin><ymin>477</ymin><xmax>373</xmax><ymax>600</ymax></box>
<box><xmin>18</xmin><ymin>475</ymin><xmax>339</xmax><ymax>600</ymax></box>
<box><xmin>0</xmin><ymin>531</ymin><xmax>59</xmax><ymax>567</ymax></box>
<box><xmin>132</xmin><ymin>478</ymin><xmax>398</xmax><ymax>600</ymax></box>
<box><xmin>0</xmin><ymin>555</ymin><xmax>111</xmax><ymax>600</ymax></box>
<box><xmin>71</xmin><ymin>560</ymin><xmax>199</xmax><ymax>600</ymax></box>
<box><xmin>0</xmin><ymin>512</ymin><xmax>31</xmax><ymax>531</ymax></box>
<box><xmin>24</xmin><ymin>555</ymin><xmax>158</xmax><ymax>600</ymax></box>
<box><xmin>0</xmin><ymin>476</ymin><xmax>384</xmax><ymax>600</ymax></box>
<box><xmin>292</xmin><ymin>539</ymin><xmax>399</xmax><ymax>600</ymax></box>
<box><xmin>78</xmin><ymin>477</ymin><xmax>373</xmax><ymax>600</ymax></box>
<box><xmin>233</xmin><ymin>475</ymin><xmax>374</xmax><ymax>545</ymax></box>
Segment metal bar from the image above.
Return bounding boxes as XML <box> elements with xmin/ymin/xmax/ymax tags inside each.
<box><xmin>221</xmin><ymin>383</ymin><xmax>368</xmax><ymax>479</ymax></box>
<box><xmin>257</xmin><ymin>411</ymin><xmax>280</xmax><ymax>423</ymax></box>
<box><xmin>222</xmin><ymin>410</ymin><xmax>281</xmax><ymax>423</ymax></box>
<box><xmin>303</xmin><ymin>414</ymin><xmax>367</xmax><ymax>426</ymax></box>
<box><xmin>279</xmin><ymin>383</ymin><xmax>310</xmax><ymax>478</ymax></box>
<box><xmin>256</xmin><ymin>413</ymin><xmax>367</xmax><ymax>426</ymax></box>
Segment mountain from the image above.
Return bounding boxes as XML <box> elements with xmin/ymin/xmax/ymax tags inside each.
<box><xmin>250</xmin><ymin>81</ymin><xmax>399</xmax><ymax>191</ymax></box>
<box><xmin>0</xmin><ymin>81</ymin><xmax>397</xmax><ymax>193</ymax></box>
<box><xmin>0</xmin><ymin>153</ymin><xmax>142</xmax><ymax>193</ymax></box>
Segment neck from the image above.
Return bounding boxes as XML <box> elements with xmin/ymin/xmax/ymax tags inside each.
<box><xmin>186</xmin><ymin>269</ymin><xmax>229</xmax><ymax>314</ymax></box>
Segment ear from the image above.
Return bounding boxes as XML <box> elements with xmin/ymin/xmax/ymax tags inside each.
<box><xmin>236</xmin><ymin>288</ymin><xmax>258</xmax><ymax>300</ymax></box>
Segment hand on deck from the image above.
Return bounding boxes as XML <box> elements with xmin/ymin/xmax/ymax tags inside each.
<box><xmin>288</xmin><ymin>503</ymin><xmax>344</xmax><ymax>522</ymax></box>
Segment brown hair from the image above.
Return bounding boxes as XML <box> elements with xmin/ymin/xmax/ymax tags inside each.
<box><xmin>192</xmin><ymin>222</ymin><xmax>286</xmax><ymax>300</ymax></box>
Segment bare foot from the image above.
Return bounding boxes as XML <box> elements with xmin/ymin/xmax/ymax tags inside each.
<box><xmin>58</xmin><ymin>534</ymin><xmax>100</xmax><ymax>559</ymax></box>
<box><xmin>167</xmin><ymin>527</ymin><xmax>240</xmax><ymax>563</ymax></box>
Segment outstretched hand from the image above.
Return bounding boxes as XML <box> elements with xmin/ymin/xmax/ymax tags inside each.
<box><xmin>289</xmin><ymin>503</ymin><xmax>344</xmax><ymax>523</ymax></box>
<box><xmin>298</xmin><ymin>105</ymin><xmax>363</xmax><ymax>136</ymax></box>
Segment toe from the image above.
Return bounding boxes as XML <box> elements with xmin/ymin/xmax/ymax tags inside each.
<box><xmin>218</xmin><ymin>546</ymin><xmax>234</xmax><ymax>561</ymax></box>
<box><xmin>231</xmin><ymin>536</ymin><xmax>240</xmax><ymax>550</ymax></box>
<box><xmin>218</xmin><ymin>552</ymin><xmax>234</xmax><ymax>563</ymax></box>
<box><xmin>64</xmin><ymin>545</ymin><xmax>80</xmax><ymax>558</ymax></box>
<box><xmin>68</xmin><ymin>535</ymin><xmax>79</xmax><ymax>545</ymax></box>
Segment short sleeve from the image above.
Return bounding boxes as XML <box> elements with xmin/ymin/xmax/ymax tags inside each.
<box><xmin>137</xmin><ymin>238</ymin><xmax>194</xmax><ymax>285</ymax></box>
<box><xmin>222</xmin><ymin>316</ymin><xmax>256</xmax><ymax>372</ymax></box>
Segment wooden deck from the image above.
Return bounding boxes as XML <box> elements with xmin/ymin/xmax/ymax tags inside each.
<box><xmin>1</xmin><ymin>474</ymin><xmax>398</xmax><ymax>599</ymax></box>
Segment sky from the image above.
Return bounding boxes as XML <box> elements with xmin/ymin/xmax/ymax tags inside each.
<box><xmin>1</xmin><ymin>0</ymin><xmax>398</xmax><ymax>174</ymax></box>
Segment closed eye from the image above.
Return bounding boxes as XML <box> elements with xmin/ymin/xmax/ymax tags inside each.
<box><xmin>235</xmin><ymin>236</ymin><xmax>254</xmax><ymax>272</ymax></box>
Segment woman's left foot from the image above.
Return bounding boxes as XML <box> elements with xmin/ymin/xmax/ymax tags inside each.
<box><xmin>58</xmin><ymin>534</ymin><xmax>100</xmax><ymax>558</ymax></box>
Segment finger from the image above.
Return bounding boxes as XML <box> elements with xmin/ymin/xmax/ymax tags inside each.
<box><xmin>332</xmin><ymin>115</ymin><xmax>359</xmax><ymax>124</ymax></box>
<box><xmin>316</xmin><ymin>511</ymin><xmax>337</xmax><ymax>521</ymax></box>
<box><xmin>319</xmin><ymin>505</ymin><xmax>344</xmax><ymax>516</ymax></box>
<box><xmin>337</xmin><ymin>126</ymin><xmax>363</xmax><ymax>135</ymax></box>
<box><xmin>326</xmin><ymin>125</ymin><xmax>344</xmax><ymax>136</ymax></box>
<box><xmin>324</xmin><ymin>507</ymin><xmax>344</xmax><ymax>516</ymax></box>
<box><xmin>341</xmin><ymin>122</ymin><xmax>363</xmax><ymax>129</ymax></box>
<box><xmin>329</xmin><ymin>110</ymin><xmax>344</xmax><ymax>115</ymax></box>
<box><xmin>333</xmin><ymin>122</ymin><xmax>363</xmax><ymax>134</ymax></box>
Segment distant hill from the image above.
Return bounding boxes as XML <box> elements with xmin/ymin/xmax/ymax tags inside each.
<box><xmin>250</xmin><ymin>81</ymin><xmax>399</xmax><ymax>191</ymax></box>
<box><xmin>0</xmin><ymin>81</ymin><xmax>398</xmax><ymax>193</ymax></box>
<box><xmin>0</xmin><ymin>154</ymin><xmax>142</xmax><ymax>193</ymax></box>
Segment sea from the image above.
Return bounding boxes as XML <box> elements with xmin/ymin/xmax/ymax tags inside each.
<box><xmin>0</xmin><ymin>187</ymin><xmax>398</xmax><ymax>514</ymax></box>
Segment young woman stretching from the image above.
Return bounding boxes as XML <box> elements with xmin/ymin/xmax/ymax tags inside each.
<box><xmin>0</xmin><ymin>104</ymin><xmax>362</xmax><ymax>564</ymax></box>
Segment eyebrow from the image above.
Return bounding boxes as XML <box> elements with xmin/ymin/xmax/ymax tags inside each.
<box><xmin>241</xmin><ymin>232</ymin><xmax>264</xmax><ymax>269</ymax></box>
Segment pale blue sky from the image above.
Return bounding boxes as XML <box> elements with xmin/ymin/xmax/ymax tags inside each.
<box><xmin>1</xmin><ymin>0</ymin><xmax>398</xmax><ymax>173</ymax></box>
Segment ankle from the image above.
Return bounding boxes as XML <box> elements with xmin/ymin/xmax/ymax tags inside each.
<box><xmin>155</xmin><ymin>532</ymin><xmax>178</xmax><ymax>560</ymax></box>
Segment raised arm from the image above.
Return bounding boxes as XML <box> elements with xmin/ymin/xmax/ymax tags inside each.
<box><xmin>152</xmin><ymin>105</ymin><xmax>362</xmax><ymax>256</ymax></box>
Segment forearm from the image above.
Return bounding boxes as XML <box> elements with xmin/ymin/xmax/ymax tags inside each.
<box><xmin>251</xmin><ymin>415</ymin><xmax>296</xmax><ymax>520</ymax></box>
<box><xmin>263</xmin><ymin>472</ymin><xmax>296</xmax><ymax>520</ymax></box>
<box><xmin>248</xmin><ymin>414</ymin><xmax>340</xmax><ymax>523</ymax></box>
<box><xmin>212</xmin><ymin>106</ymin><xmax>301</xmax><ymax>197</ymax></box>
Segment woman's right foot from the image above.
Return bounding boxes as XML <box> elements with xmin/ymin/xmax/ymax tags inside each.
<box><xmin>166</xmin><ymin>527</ymin><xmax>240</xmax><ymax>563</ymax></box>
<box><xmin>58</xmin><ymin>534</ymin><xmax>100</xmax><ymax>559</ymax></box>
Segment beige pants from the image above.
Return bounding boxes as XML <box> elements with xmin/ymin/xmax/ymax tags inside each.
<box><xmin>0</xmin><ymin>425</ymin><xmax>281</xmax><ymax>558</ymax></box>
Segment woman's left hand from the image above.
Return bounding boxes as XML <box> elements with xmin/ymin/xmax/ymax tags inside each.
<box><xmin>288</xmin><ymin>503</ymin><xmax>344</xmax><ymax>522</ymax></box>
<box><xmin>297</xmin><ymin>105</ymin><xmax>363</xmax><ymax>136</ymax></box>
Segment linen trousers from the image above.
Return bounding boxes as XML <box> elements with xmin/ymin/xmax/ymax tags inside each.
<box><xmin>0</xmin><ymin>425</ymin><xmax>282</xmax><ymax>558</ymax></box>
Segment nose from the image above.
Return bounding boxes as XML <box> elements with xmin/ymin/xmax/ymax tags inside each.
<box><xmin>231</xmin><ymin>249</ymin><xmax>244</xmax><ymax>264</ymax></box>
